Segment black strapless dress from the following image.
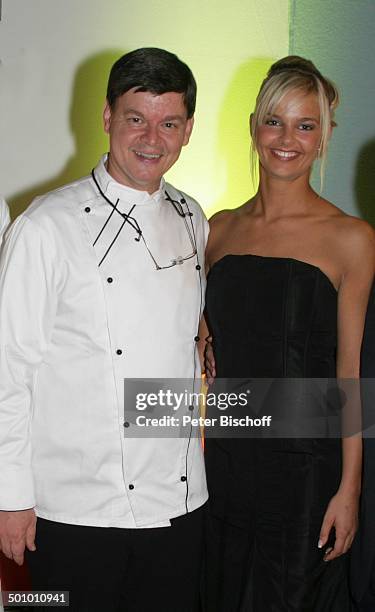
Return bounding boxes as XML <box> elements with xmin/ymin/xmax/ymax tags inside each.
<box><xmin>204</xmin><ymin>255</ymin><xmax>350</xmax><ymax>612</ymax></box>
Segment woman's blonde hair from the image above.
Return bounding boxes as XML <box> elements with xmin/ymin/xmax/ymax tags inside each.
<box><xmin>250</xmin><ymin>56</ymin><xmax>339</xmax><ymax>190</ymax></box>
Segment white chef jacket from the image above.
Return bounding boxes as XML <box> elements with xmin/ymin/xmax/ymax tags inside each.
<box><xmin>0</xmin><ymin>156</ymin><xmax>209</xmax><ymax>528</ymax></box>
<box><xmin>0</xmin><ymin>196</ymin><xmax>10</xmax><ymax>246</ymax></box>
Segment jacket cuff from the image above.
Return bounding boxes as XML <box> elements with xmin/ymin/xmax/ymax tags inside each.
<box><xmin>0</xmin><ymin>467</ymin><xmax>35</xmax><ymax>510</ymax></box>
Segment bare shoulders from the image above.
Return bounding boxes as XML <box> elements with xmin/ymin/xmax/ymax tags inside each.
<box><xmin>313</xmin><ymin>197</ymin><xmax>373</xmax><ymax>233</ymax></box>
<box><xmin>206</xmin><ymin>203</ymin><xmax>249</xmax><ymax>268</ymax></box>
<box><xmin>209</xmin><ymin>200</ymin><xmax>252</xmax><ymax>231</ymax></box>
<box><xmin>206</xmin><ymin>195</ymin><xmax>375</xmax><ymax>278</ymax></box>
<box><xmin>309</xmin><ymin>199</ymin><xmax>375</xmax><ymax>277</ymax></box>
<box><xmin>322</xmin><ymin>201</ymin><xmax>374</xmax><ymax>249</ymax></box>
<box><xmin>304</xmin><ymin>196</ymin><xmax>374</xmax><ymax>253</ymax></box>
<box><xmin>329</xmin><ymin>211</ymin><xmax>374</xmax><ymax>241</ymax></box>
<box><xmin>318</xmin><ymin>205</ymin><xmax>375</xmax><ymax>290</ymax></box>
<box><xmin>209</xmin><ymin>207</ymin><xmax>238</xmax><ymax>225</ymax></box>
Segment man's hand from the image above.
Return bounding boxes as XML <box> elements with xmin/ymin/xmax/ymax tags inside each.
<box><xmin>0</xmin><ymin>509</ymin><xmax>36</xmax><ymax>565</ymax></box>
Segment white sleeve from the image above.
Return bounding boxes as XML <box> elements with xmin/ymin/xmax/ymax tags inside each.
<box><xmin>0</xmin><ymin>197</ymin><xmax>11</xmax><ymax>247</ymax></box>
<box><xmin>0</xmin><ymin>215</ymin><xmax>58</xmax><ymax>509</ymax></box>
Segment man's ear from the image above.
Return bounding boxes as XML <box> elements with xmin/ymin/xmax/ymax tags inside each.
<box><xmin>182</xmin><ymin>116</ymin><xmax>194</xmax><ymax>146</ymax></box>
<box><xmin>103</xmin><ymin>99</ymin><xmax>112</xmax><ymax>134</ymax></box>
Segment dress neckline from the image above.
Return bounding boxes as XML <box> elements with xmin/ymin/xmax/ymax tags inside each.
<box><xmin>209</xmin><ymin>253</ymin><xmax>338</xmax><ymax>294</ymax></box>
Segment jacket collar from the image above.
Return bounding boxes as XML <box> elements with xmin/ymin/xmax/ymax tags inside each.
<box><xmin>92</xmin><ymin>154</ymin><xmax>165</xmax><ymax>207</ymax></box>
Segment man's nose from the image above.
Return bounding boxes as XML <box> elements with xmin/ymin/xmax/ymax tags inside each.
<box><xmin>141</xmin><ymin>123</ymin><xmax>159</xmax><ymax>146</ymax></box>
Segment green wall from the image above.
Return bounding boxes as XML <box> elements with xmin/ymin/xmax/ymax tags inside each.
<box><xmin>0</xmin><ymin>0</ymin><xmax>289</xmax><ymax>219</ymax></box>
<box><xmin>290</xmin><ymin>0</ymin><xmax>375</xmax><ymax>224</ymax></box>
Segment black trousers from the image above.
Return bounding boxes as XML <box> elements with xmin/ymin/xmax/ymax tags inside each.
<box><xmin>26</xmin><ymin>505</ymin><xmax>205</xmax><ymax>612</ymax></box>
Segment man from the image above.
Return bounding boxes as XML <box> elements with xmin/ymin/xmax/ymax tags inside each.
<box><xmin>0</xmin><ymin>196</ymin><xmax>10</xmax><ymax>245</ymax></box>
<box><xmin>0</xmin><ymin>48</ymin><xmax>208</xmax><ymax>611</ymax></box>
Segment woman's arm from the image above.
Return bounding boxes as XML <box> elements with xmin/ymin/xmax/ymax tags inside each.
<box><xmin>319</xmin><ymin>220</ymin><xmax>375</xmax><ymax>561</ymax></box>
<box><xmin>198</xmin><ymin>211</ymin><xmax>230</xmax><ymax>379</ymax></box>
<box><xmin>198</xmin><ymin>315</ymin><xmax>211</xmax><ymax>374</ymax></box>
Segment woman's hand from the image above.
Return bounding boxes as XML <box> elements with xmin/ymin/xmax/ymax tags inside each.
<box><xmin>318</xmin><ymin>487</ymin><xmax>359</xmax><ymax>561</ymax></box>
<box><xmin>204</xmin><ymin>337</ymin><xmax>216</xmax><ymax>385</ymax></box>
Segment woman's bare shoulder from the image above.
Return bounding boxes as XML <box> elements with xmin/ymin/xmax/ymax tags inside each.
<box><xmin>209</xmin><ymin>208</ymin><xmax>236</xmax><ymax>228</ymax></box>
<box><xmin>322</xmin><ymin>203</ymin><xmax>375</xmax><ymax>274</ymax></box>
<box><xmin>318</xmin><ymin>197</ymin><xmax>374</xmax><ymax>240</ymax></box>
<box><xmin>206</xmin><ymin>202</ymin><xmax>250</xmax><ymax>267</ymax></box>
<box><xmin>330</xmin><ymin>208</ymin><xmax>374</xmax><ymax>246</ymax></box>
<box><xmin>209</xmin><ymin>200</ymin><xmax>251</xmax><ymax>228</ymax></box>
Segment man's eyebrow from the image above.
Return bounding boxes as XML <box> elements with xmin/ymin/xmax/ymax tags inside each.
<box><xmin>162</xmin><ymin>115</ymin><xmax>186</xmax><ymax>121</ymax></box>
<box><xmin>123</xmin><ymin>109</ymin><xmax>186</xmax><ymax>121</ymax></box>
<box><xmin>124</xmin><ymin>108</ymin><xmax>145</xmax><ymax>116</ymax></box>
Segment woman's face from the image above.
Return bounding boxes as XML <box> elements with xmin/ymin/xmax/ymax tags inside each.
<box><xmin>255</xmin><ymin>88</ymin><xmax>323</xmax><ymax>182</ymax></box>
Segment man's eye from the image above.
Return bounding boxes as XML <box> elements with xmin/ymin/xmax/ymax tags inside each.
<box><xmin>128</xmin><ymin>117</ymin><xmax>142</xmax><ymax>124</ymax></box>
<box><xmin>164</xmin><ymin>122</ymin><xmax>176</xmax><ymax>129</ymax></box>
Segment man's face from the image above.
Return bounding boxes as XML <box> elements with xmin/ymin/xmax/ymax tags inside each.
<box><xmin>103</xmin><ymin>88</ymin><xmax>194</xmax><ymax>193</ymax></box>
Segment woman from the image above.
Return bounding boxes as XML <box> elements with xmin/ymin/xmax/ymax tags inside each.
<box><xmin>203</xmin><ymin>57</ymin><xmax>374</xmax><ymax>611</ymax></box>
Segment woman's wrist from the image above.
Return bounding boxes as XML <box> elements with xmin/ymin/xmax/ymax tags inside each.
<box><xmin>337</xmin><ymin>479</ymin><xmax>361</xmax><ymax>498</ymax></box>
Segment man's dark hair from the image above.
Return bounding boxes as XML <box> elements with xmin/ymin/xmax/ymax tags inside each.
<box><xmin>106</xmin><ymin>48</ymin><xmax>197</xmax><ymax>118</ymax></box>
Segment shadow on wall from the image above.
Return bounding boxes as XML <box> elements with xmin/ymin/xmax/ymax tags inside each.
<box><xmin>208</xmin><ymin>57</ymin><xmax>274</xmax><ymax>218</ymax></box>
<box><xmin>355</xmin><ymin>138</ymin><xmax>375</xmax><ymax>228</ymax></box>
<box><xmin>8</xmin><ymin>49</ymin><xmax>126</xmax><ymax>219</ymax></box>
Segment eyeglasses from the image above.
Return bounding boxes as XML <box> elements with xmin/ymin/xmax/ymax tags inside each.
<box><xmin>91</xmin><ymin>170</ymin><xmax>198</xmax><ymax>270</ymax></box>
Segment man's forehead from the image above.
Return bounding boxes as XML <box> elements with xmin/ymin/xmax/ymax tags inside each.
<box><xmin>117</xmin><ymin>88</ymin><xmax>188</xmax><ymax>115</ymax></box>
